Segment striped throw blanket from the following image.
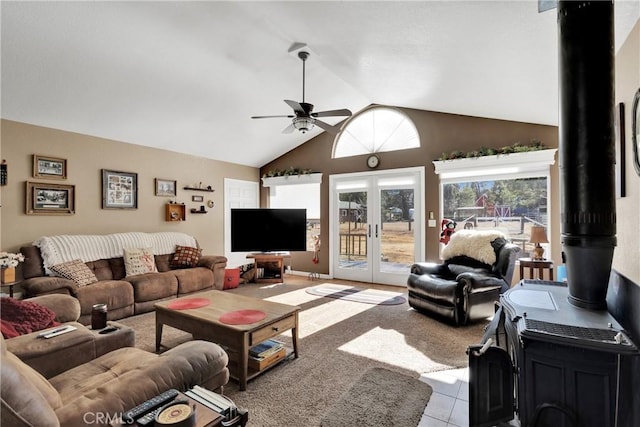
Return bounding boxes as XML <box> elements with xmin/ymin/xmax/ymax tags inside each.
<box><xmin>34</xmin><ymin>232</ymin><xmax>198</xmax><ymax>275</ymax></box>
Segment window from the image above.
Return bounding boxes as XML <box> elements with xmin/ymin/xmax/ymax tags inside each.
<box><xmin>264</xmin><ymin>174</ymin><xmax>322</xmax><ymax>251</ymax></box>
<box><xmin>333</xmin><ymin>106</ymin><xmax>420</xmax><ymax>158</ymax></box>
<box><xmin>433</xmin><ymin>149</ymin><xmax>556</xmax><ymax>257</ymax></box>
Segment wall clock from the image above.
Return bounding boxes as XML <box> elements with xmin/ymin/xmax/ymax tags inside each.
<box><xmin>632</xmin><ymin>88</ymin><xmax>640</xmax><ymax>176</ymax></box>
<box><xmin>367</xmin><ymin>154</ymin><xmax>380</xmax><ymax>169</ymax></box>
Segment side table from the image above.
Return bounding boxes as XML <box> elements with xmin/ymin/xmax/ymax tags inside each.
<box><xmin>1</xmin><ymin>281</ymin><xmax>18</xmax><ymax>298</ymax></box>
<box><xmin>519</xmin><ymin>258</ymin><xmax>554</xmax><ymax>281</ymax></box>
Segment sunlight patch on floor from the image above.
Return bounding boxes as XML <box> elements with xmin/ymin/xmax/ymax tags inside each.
<box><xmin>338</xmin><ymin>326</ymin><xmax>453</xmax><ymax>373</ymax></box>
<box><xmin>263</xmin><ymin>287</ymin><xmax>324</xmax><ymax>306</ymax></box>
<box><xmin>296</xmin><ymin>299</ymin><xmax>374</xmax><ymax>339</ymax></box>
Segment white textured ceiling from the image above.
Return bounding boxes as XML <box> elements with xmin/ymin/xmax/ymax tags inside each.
<box><xmin>2</xmin><ymin>1</ymin><xmax>638</xmax><ymax>168</ymax></box>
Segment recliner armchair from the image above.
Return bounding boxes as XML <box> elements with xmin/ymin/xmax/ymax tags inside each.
<box><xmin>407</xmin><ymin>234</ymin><xmax>520</xmax><ymax>326</ymax></box>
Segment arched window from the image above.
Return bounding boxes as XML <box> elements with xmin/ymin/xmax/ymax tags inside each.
<box><xmin>332</xmin><ymin>106</ymin><xmax>420</xmax><ymax>158</ymax></box>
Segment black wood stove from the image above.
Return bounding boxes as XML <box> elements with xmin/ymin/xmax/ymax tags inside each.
<box><xmin>469</xmin><ymin>281</ymin><xmax>639</xmax><ymax>427</ymax></box>
<box><xmin>469</xmin><ymin>2</ymin><xmax>640</xmax><ymax>426</ymax></box>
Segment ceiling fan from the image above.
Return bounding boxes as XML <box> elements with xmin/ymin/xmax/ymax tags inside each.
<box><xmin>251</xmin><ymin>51</ymin><xmax>352</xmax><ymax>135</ymax></box>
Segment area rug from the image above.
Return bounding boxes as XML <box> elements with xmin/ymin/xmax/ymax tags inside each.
<box><xmin>117</xmin><ymin>279</ymin><xmax>487</xmax><ymax>426</ymax></box>
<box><xmin>320</xmin><ymin>367</ymin><xmax>432</xmax><ymax>427</ymax></box>
<box><xmin>305</xmin><ymin>283</ymin><xmax>406</xmax><ymax>305</ymax></box>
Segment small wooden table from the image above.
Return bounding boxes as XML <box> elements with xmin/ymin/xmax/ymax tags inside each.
<box><xmin>155</xmin><ymin>290</ymin><xmax>300</xmax><ymax>391</ymax></box>
<box><xmin>114</xmin><ymin>391</ymin><xmax>248</xmax><ymax>426</ymax></box>
<box><xmin>519</xmin><ymin>257</ymin><xmax>554</xmax><ymax>281</ymax></box>
<box><xmin>1</xmin><ymin>281</ymin><xmax>18</xmax><ymax>298</ymax></box>
<box><xmin>246</xmin><ymin>253</ymin><xmax>291</xmax><ymax>283</ymax></box>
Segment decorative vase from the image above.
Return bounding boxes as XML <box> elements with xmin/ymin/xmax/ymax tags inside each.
<box><xmin>1</xmin><ymin>267</ymin><xmax>16</xmax><ymax>284</ymax></box>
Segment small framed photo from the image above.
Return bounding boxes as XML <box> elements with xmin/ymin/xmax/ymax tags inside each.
<box><xmin>102</xmin><ymin>169</ymin><xmax>138</xmax><ymax>209</ymax></box>
<box><xmin>155</xmin><ymin>178</ymin><xmax>177</xmax><ymax>197</ymax></box>
<box><xmin>33</xmin><ymin>155</ymin><xmax>67</xmax><ymax>180</ymax></box>
<box><xmin>192</xmin><ymin>195</ymin><xmax>204</xmax><ymax>202</ymax></box>
<box><xmin>26</xmin><ymin>181</ymin><xmax>75</xmax><ymax>215</ymax></box>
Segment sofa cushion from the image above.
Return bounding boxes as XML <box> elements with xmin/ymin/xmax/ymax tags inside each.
<box><xmin>127</xmin><ymin>271</ymin><xmax>178</xmax><ymax>302</ymax></box>
<box><xmin>174</xmin><ymin>267</ymin><xmax>215</xmax><ymax>294</ymax></box>
<box><xmin>74</xmin><ymin>280</ymin><xmax>135</xmax><ymax>321</ymax></box>
<box><xmin>0</xmin><ymin>297</ymin><xmax>60</xmax><ymax>338</ymax></box>
<box><xmin>170</xmin><ymin>245</ymin><xmax>202</xmax><ymax>268</ymax></box>
<box><xmin>123</xmin><ymin>247</ymin><xmax>158</xmax><ymax>276</ymax></box>
<box><xmin>50</xmin><ymin>259</ymin><xmax>99</xmax><ymax>287</ymax></box>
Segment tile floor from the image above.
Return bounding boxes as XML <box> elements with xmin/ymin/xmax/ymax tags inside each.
<box><xmin>417</xmin><ymin>367</ymin><xmax>471</xmax><ymax>427</ymax></box>
<box><xmin>417</xmin><ymin>368</ymin><xmax>519</xmax><ymax>427</ymax></box>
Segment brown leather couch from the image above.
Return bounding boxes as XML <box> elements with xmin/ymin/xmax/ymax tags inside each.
<box><xmin>4</xmin><ymin>294</ymin><xmax>136</xmax><ymax>378</ymax></box>
<box><xmin>17</xmin><ymin>245</ymin><xmax>227</xmax><ymax>324</ymax></box>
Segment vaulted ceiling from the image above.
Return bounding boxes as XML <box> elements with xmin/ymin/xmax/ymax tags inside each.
<box><xmin>2</xmin><ymin>1</ymin><xmax>638</xmax><ymax>168</ymax></box>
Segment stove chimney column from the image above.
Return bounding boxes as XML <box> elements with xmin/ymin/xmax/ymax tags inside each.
<box><xmin>558</xmin><ymin>0</ymin><xmax>616</xmax><ymax>310</ymax></box>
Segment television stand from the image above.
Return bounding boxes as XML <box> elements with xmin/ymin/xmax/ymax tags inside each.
<box><xmin>247</xmin><ymin>253</ymin><xmax>291</xmax><ymax>284</ymax></box>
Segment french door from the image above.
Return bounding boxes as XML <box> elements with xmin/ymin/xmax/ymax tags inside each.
<box><xmin>330</xmin><ymin>167</ymin><xmax>424</xmax><ymax>286</ymax></box>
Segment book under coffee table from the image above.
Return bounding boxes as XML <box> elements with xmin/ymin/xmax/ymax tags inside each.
<box><xmin>154</xmin><ymin>290</ymin><xmax>300</xmax><ymax>391</ymax></box>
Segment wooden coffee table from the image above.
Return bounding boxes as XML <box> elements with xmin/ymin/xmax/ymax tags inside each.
<box><xmin>155</xmin><ymin>290</ymin><xmax>300</xmax><ymax>391</ymax></box>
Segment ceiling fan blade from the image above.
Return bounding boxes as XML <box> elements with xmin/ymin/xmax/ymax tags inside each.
<box><xmin>311</xmin><ymin>108</ymin><xmax>353</xmax><ymax>118</ymax></box>
<box><xmin>281</xmin><ymin>122</ymin><xmax>296</xmax><ymax>134</ymax></box>
<box><xmin>314</xmin><ymin>119</ymin><xmax>340</xmax><ymax>134</ymax></box>
<box><xmin>251</xmin><ymin>115</ymin><xmax>295</xmax><ymax>119</ymax></box>
<box><xmin>284</xmin><ymin>100</ymin><xmax>305</xmax><ymax>115</ymax></box>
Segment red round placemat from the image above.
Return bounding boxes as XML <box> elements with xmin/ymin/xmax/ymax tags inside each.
<box><xmin>219</xmin><ymin>309</ymin><xmax>266</xmax><ymax>325</ymax></box>
<box><xmin>167</xmin><ymin>298</ymin><xmax>211</xmax><ymax>310</ymax></box>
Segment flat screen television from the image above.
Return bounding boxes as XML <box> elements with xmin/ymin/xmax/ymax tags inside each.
<box><xmin>231</xmin><ymin>208</ymin><xmax>307</xmax><ymax>253</ymax></box>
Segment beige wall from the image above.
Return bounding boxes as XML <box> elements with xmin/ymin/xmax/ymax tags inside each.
<box><xmin>612</xmin><ymin>19</ymin><xmax>640</xmax><ymax>283</ymax></box>
<box><xmin>261</xmin><ymin>108</ymin><xmax>560</xmax><ymax>276</ymax></box>
<box><xmin>0</xmin><ymin>120</ymin><xmax>259</xmax><ymax>266</ymax></box>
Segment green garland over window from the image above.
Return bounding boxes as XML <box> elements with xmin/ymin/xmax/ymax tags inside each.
<box><xmin>438</xmin><ymin>139</ymin><xmax>545</xmax><ymax>161</ymax></box>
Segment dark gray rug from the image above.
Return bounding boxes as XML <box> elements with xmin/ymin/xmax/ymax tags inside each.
<box><xmin>320</xmin><ymin>367</ymin><xmax>432</xmax><ymax>427</ymax></box>
<box><xmin>305</xmin><ymin>283</ymin><xmax>407</xmax><ymax>305</ymax></box>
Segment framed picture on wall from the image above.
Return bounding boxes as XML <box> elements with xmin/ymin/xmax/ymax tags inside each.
<box><xmin>102</xmin><ymin>169</ymin><xmax>138</xmax><ymax>209</ymax></box>
<box><xmin>26</xmin><ymin>181</ymin><xmax>75</xmax><ymax>215</ymax></box>
<box><xmin>155</xmin><ymin>178</ymin><xmax>177</xmax><ymax>197</ymax></box>
<box><xmin>33</xmin><ymin>155</ymin><xmax>67</xmax><ymax>180</ymax></box>
<box><xmin>192</xmin><ymin>195</ymin><xmax>204</xmax><ymax>202</ymax></box>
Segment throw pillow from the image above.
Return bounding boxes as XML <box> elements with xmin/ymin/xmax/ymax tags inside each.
<box><xmin>0</xmin><ymin>297</ymin><xmax>60</xmax><ymax>338</ymax></box>
<box><xmin>441</xmin><ymin>229</ymin><xmax>507</xmax><ymax>265</ymax></box>
<box><xmin>170</xmin><ymin>245</ymin><xmax>202</xmax><ymax>268</ymax></box>
<box><xmin>123</xmin><ymin>247</ymin><xmax>158</xmax><ymax>277</ymax></box>
<box><xmin>50</xmin><ymin>259</ymin><xmax>99</xmax><ymax>287</ymax></box>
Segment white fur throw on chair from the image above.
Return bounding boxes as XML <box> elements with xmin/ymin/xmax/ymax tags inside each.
<box><xmin>441</xmin><ymin>229</ymin><xmax>507</xmax><ymax>265</ymax></box>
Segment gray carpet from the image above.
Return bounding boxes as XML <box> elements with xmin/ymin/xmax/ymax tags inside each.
<box><xmin>117</xmin><ymin>278</ymin><xmax>487</xmax><ymax>426</ymax></box>
<box><xmin>320</xmin><ymin>367</ymin><xmax>433</xmax><ymax>427</ymax></box>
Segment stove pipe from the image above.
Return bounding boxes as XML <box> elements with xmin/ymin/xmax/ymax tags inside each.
<box><xmin>558</xmin><ymin>1</ymin><xmax>616</xmax><ymax>310</ymax></box>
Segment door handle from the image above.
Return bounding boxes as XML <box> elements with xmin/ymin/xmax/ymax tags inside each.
<box><xmin>375</xmin><ymin>224</ymin><xmax>378</xmax><ymax>238</ymax></box>
<box><xmin>368</xmin><ymin>224</ymin><xmax>371</xmax><ymax>238</ymax></box>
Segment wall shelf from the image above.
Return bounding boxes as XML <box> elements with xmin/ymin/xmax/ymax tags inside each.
<box><xmin>183</xmin><ymin>186</ymin><xmax>214</xmax><ymax>192</ymax></box>
<box><xmin>190</xmin><ymin>209</ymin><xmax>208</xmax><ymax>214</ymax></box>
<box><xmin>165</xmin><ymin>203</ymin><xmax>186</xmax><ymax>221</ymax></box>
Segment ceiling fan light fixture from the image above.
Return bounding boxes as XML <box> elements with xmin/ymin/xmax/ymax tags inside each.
<box><xmin>293</xmin><ymin>117</ymin><xmax>315</xmax><ymax>133</ymax></box>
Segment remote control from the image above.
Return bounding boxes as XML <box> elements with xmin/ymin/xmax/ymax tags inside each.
<box><xmin>122</xmin><ymin>389</ymin><xmax>179</xmax><ymax>423</ymax></box>
<box><xmin>135</xmin><ymin>407</ymin><xmax>163</xmax><ymax>426</ymax></box>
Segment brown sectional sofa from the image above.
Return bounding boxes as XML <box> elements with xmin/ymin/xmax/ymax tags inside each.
<box><xmin>18</xmin><ymin>245</ymin><xmax>227</xmax><ymax>324</ymax></box>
